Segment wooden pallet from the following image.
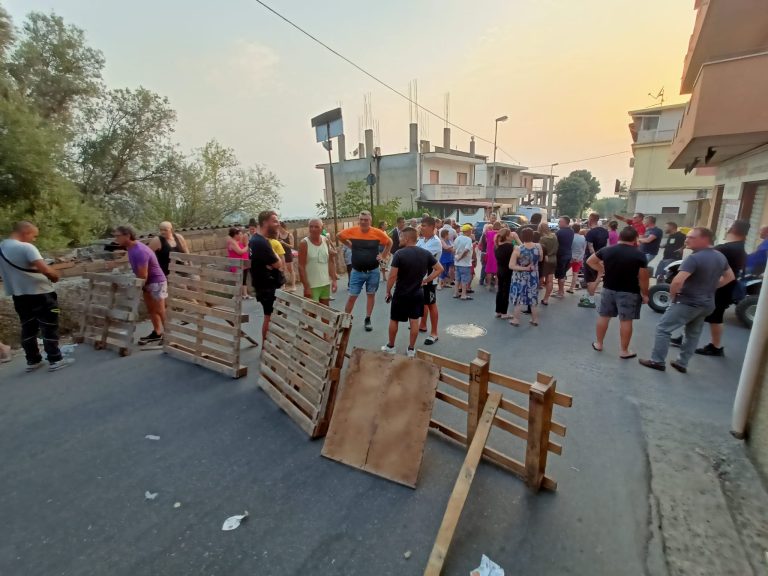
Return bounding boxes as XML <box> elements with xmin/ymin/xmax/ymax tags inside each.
<box><xmin>258</xmin><ymin>290</ymin><xmax>352</xmax><ymax>438</ymax></box>
<box><xmin>74</xmin><ymin>273</ymin><xmax>144</xmax><ymax>356</ymax></box>
<box><xmin>163</xmin><ymin>253</ymin><xmax>250</xmax><ymax>378</ymax></box>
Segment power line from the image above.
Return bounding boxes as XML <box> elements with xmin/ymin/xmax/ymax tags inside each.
<box><xmin>252</xmin><ymin>0</ymin><xmax>521</xmax><ymax>163</ymax></box>
<box><xmin>528</xmin><ymin>150</ymin><xmax>632</xmax><ymax>170</ymax></box>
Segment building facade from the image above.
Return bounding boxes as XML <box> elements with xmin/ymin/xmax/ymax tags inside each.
<box><xmin>668</xmin><ymin>0</ymin><xmax>768</xmax><ymax>477</ymax></box>
<box><xmin>627</xmin><ymin>103</ymin><xmax>715</xmax><ymax>225</ymax></box>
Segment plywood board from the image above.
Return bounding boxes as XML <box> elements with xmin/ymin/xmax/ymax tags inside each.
<box><xmin>321</xmin><ymin>349</ymin><xmax>440</xmax><ymax>488</ymax></box>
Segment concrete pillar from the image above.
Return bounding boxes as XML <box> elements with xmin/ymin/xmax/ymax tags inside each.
<box><xmin>358</xmin><ymin>143</ymin><xmax>365</xmax><ymax>157</ymax></box>
<box><xmin>443</xmin><ymin>127</ymin><xmax>451</xmax><ymax>150</ymax></box>
<box><xmin>338</xmin><ymin>134</ymin><xmax>346</xmax><ymax>163</ymax></box>
<box><xmin>420</xmin><ymin>140</ymin><xmax>430</xmax><ymax>153</ymax></box>
<box><xmin>469</xmin><ymin>137</ymin><xmax>476</xmax><ymax>156</ymax></box>
<box><xmin>365</xmin><ymin>129</ymin><xmax>374</xmax><ymax>159</ymax></box>
<box><xmin>409</xmin><ymin>123</ymin><xmax>418</xmax><ymax>153</ymax></box>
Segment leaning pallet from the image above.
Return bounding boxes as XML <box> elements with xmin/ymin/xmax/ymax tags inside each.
<box><xmin>417</xmin><ymin>348</ymin><xmax>572</xmax><ymax>492</ymax></box>
<box><xmin>163</xmin><ymin>252</ymin><xmax>251</xmax><ymax>378</ymax></box>
<box><xmin>74</xmin><ymin>272</ymin><xmax>144</xmax><ymax>356</ymax></box>
<box><xmin>258</xmin><ymin>290</ymin><xmax>352</xmax><ymax>438</ymax></box>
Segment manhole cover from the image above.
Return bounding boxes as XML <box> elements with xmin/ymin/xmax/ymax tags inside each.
<box><xmin>445</xmin><ymin>324</ymin><xmax>487</xmax><ymax>338</ymax></box>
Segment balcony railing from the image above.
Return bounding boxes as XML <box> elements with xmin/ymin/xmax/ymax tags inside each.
<box><xmin>421</xmin><ymin>184</ymin><xmax>529</xmax><ymax>201</ymax></box>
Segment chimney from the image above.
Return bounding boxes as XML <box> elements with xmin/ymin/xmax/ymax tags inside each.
<box><xmin>469</xmin><ymin>136</ymin><xmax>475</xmax><ymax>156</ymax></box>
<box><xmin>338</xmin><ymin>134</ymin><xmax>346</xmax><ymax>163</ymax></box>
<box><xmin>358</xmin><ymin>143</ymin><xmax>365</xmax><ymax>157</ymax></box>
<box><xmin>365</xmin><ymin>129</ymin><xmax>374</xmax><ymax>158</ymax></box>
<box><xmin>420</xmin><ymin>140</ymin><xmax>430</xmax><ymax>153</ymax></box>
<box><xmin>409</xmin><ymin>123</ymin><xmax>418</xmax><ymax>153</ymax></box>
<box><xmin>443</xmin><ymin>127</ymin><xmax>451</xmax><ymax>150</ymax></box>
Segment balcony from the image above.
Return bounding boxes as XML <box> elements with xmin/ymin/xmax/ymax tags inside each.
<box><xmin>636</xmin><ymin>128</ymin><xmax>678</xmax><ymax>145</ymax></box>
<box><xmin>421</xmin><ymin>184</ymin><xmax>528</xmax><ymax>201</ymax></box>
<box><xmin>669</xmin><ymin>52</ymin><xmax>768</xmax><ymax>169</ymax></box>
<box><xmin>681</xmin><ymin>0</ymin><xmax>768</xmax><ymax>94</ymax></box>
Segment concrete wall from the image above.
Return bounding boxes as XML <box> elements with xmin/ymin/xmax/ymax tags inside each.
<box><xmin>422</xmin><ymin>156</ymin><xmax>478</xmax><ymax>186</ymax></box>
<box><xmin>321</xmin><ymin>153</ymin><xmax>418</xmax><ymax>208</ymax></box>
<box><xmin>631</xmin><ymin>144</ymin><xmax>715</xmax><ymax>192</ymax></box>
<box><xmin>633</xmin><ymin>189</ymin><xmax>705</xmax><ymax>215</ymax></box>
<box><xmin>475</xmin><ymin>164</ymin><xmax>524</xmax><ymax>188</ymax></box>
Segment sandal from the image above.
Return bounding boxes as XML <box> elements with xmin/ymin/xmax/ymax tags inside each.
<box><xmin>529</xmin><ymin>321</ymin><xmax>539</xmax><ymax>326</ymax></box>
<box><xmin>509</xmin><ymin>320</ymin><xmax>520</xmax><ymax>327</ymax></box>
<box><xmin>424</xmin><ymin>336</ymin><xmax>438</xmax><ymax>345</ymax></box>
<box><xmin>591</xmin><ymin>342</ymin><xmax>603</xmax><ymax>352</ymax></box>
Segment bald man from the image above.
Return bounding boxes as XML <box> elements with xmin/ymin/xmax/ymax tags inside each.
<box><xmin>0</xmin><ymin>221</ymin><xmax>72</xmax><ymax>372</ymax></box>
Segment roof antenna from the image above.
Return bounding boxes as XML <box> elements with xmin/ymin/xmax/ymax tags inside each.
<box><xmin>647</xmin><ymin>87</ymin><xmax>665</xmax><ymax>106</ymax></box>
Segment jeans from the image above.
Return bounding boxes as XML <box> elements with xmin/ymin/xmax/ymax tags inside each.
<box><xmin>12</xmin><ymin>292</ymin><xmax>63</xmax><ymax>364</ymax></box>
<box><xmin>655</xmin><ymin>258</ymin><xmax>675</xmax><ymax>279</ymax></box>
<box><xmin>650</xmin><ymin>302</ymin><xmax>714</xmax><ymax>367</ymax></box>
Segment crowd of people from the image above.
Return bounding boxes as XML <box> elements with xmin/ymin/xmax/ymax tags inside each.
<box><xmin>1</xmin><ymin>207</ymin><xmax>765</xmax><ymax>375</ymax></box>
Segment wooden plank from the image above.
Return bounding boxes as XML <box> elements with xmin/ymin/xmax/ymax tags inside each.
<box><xmin>164</xmin><ymin>320</ymin><xmax>238</xmax><ymax>349</ymax></box>
<box><xmin>262</xmin><ymin>340</ymin><xmax>323</xmax><ymax>404</ymax></box>
<box><xmin>83</xmin><ymin>273</ymin><xmax>143</xmax><ymax>288</ymax></box>
<box><xmin>86</xmin><ymin>304</ymin><xmax>137</xmax><ymax>322</ymax></box>
<box><xmin>164</xmin><ymin>334</ymin><xmax>238</xmax><ymax>364</ymax></box>
<box><xmin>415</xmin><ymin>350</ymin><xmax>471</xmax><ymax>375</ymax></box>
<box><xmin>435</xmin><ymin>389</ymin><xmax>468</xmax><ymax>413</ymax></box>
<box><xmin>490</xmin><ymin>370</ymin><xmax>572</xmax><ymax>407</ymax></box>
<box><xmin>260</xmin><ymin>363</ymin><xmax>318</xmax><ymax>419</ymax></box>
<box><xmin>499</xmin><ymin>397</ymin><xmax>567</xmax><ymax>438</ymax></box>
<box><xmin>169</xmin><ymin>261</ymin><xmax>241</xmax><ymax>283</ymax></box>
<box><xmin>429</xmin><ymin>419</ymin><xmax>467</xmax><ymax>445</ymax></box>
<box><xmin>275</xmin><ymin>290</ymin><xmax>344</xmax><ymax>324</ymax></box>
<box><xmin>525</xmin><ymin>377</ymin><xmax>556</xmax><ymax>492</ymax></box>
<box><xmin>166</xmin><ymin>299</ymin><xmax>242</xmax><ymax>322</ymax></box>
<box><xmin>438</xmin><ymin>372</ymin><xmax>469</xmax><ymax>393</ymax></box>
<box><xmin>163</xmin><ymin>343</ymin><xmax>245</xmax><ymax>378</ymax></box>
<box><xmin>313</xmin><ymin>325</ymin><xmax>352</xmax><ymax>438</ymax></box>
<box><xmin>166</xmin><ymin>310</ymin><xmax>241</xmax><ymax>337</ymax></box>
<box><xmin>322</xmin><ymin>350</ymin><xmax>440</xmax><ymax>487</ymax></box>
<box><xmin>273</xmin><ymin>301</ymin><xmax>336</xmax><ymax>337</ymax></box>
<box><xmin>492</xmin><ymin>414</ymin><xmax>562</xmax><ymax>456</ymax></box>
<box><xmin>168</xmin><ymin>286</ymin><xmax>237</xmax><ymax>308</ymax></box>
<box><xmin>167</xmin><ymin>276</ymin><xmax>239</xmax><ymax>295</ymax></box>
<box><xmin>258</xmin><ymin>377</ymin><xmax>315</xmax><ymax>436</ymax></box>
<box><xmin>424</xmin><ymin>392</ymin><xmax>501</xmax><ymax>576</ymax></box>
<box><xmin>467</xmin><ymin>354</ymin><xmax>490</xmax><ymax>446</ymax></box>
<box><xmin>172</xmin><ymin>252</ymin><xmax>246</xmax><ymax>267</ymax></box>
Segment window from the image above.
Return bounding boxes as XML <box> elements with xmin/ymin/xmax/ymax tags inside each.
<box><xmin>457</xmin><ymin>172</ymin><xmax>468</xmax><ymax>185</ymax></box>
<box><xmin>661</xmin><ymin>206</ymin><xmax>679</xmax><ymax>213</ymax></box>
<box><xmin>429</xmin><ymin>170</ymin><xmax>439</xmax><ymax>184</ymax></box>
<box><xmin>642</xmin><ymin>116</ymin><xmax>659</xmax><ymax>131</ymax></box>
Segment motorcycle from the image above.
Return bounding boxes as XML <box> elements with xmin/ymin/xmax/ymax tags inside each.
<box><xmin>648</xmin><ymin>260</ymin><xmax>762</xmax><ymax>328</ymax></box>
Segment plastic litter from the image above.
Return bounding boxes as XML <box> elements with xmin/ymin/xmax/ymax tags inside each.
<box><xmin>470</xmin><ymin>555</ymin><xmax>504</xmax><ymax>576</ymax></box>
<box><xmin>145</xmin><ymin>491</ymin><xmax>158</xmax><ymax>500</ymax></box>
<box><xmin>173</xmin><ymin>502</ymin><xmax>181</xmax><ymax>508</ymax></box>
<box><xmin>145</xmin><ymin>435</ymin><xmax>160</xmax><ymax>441</ymax></box>
<box><xmin>403</xmin><ymin>550</ymin><xmax>412</xmax><ymax>559</ymax></box>
<box><xmin>222</xmin><ymin>511</ymin><xmax>249</xmax><ymax>531</ymax></box>
<box><xmin>60</xmin><ymin>344</ymin><xmax>77</xmax><ymax>357</ymax></box>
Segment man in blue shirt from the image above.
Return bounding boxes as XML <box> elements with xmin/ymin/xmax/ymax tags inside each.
<box><xmin>637</xmin><ymin>215</ymin><xmax>663</xmax><ymax>263</ymax></box>
<box><xmin>746</xmin><ymin>225</ymin><xmax>768</xmax><ymax>274</ymax></box>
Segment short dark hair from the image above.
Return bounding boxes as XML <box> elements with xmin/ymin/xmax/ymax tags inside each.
<box><xmin>530</xmin><ymin>213</ymin><xmax>543</xmax><ymax>225</ymax></box>
<box><xmin>258</xmin><ymin>210</ymin><xmax>277</xmax><ymax>226</ymax></box>
<box><xmin>609</xmin><ymin>220</ymin><xmax>618</xmax><ymax>230</ymax></box>
<box><xmin>634</xmin><ymin>212</ymin><xmax>644</xmax><ymax>219</ymax></box>
<box><xmin>248</xmin><ymin>217</ymin><xmax>258</xmax><ymax>228</ymax></box>
<box><xmin>729</xmin><ymin>219</ymin><xmax>750</xmax><ymax>237</ymax></box>
<box><xmin>571</xmin><ymin>223</ymin><xmax>581</xmax><ymax>233</ymax></box>
<box><xmin>114</xmin><ymin>225</ymin><xmax>137</xmax><ymax>241</ymax></box>
<box><xmin>560</xmin><ymin>216</ymin><xmax>571</xmax><ymax>225</ymax></box>
<box><xmin>666</xmin><ymin>222</ymin><xmax>678</xmax><ymax>230</ymax></box>
<box><xmin>421</xmin><ymin>216</ymin><xmax>436</xmax><ymax>227</ymax></box>
<box><xmin>397</xmin><ymin>216</ymin><xmax>405</xmax><ymax>224</ymax></box>
<box><xmin>440</xmin><ymin>228</ymin><xmax>449</xmax><ymax>237</ymax></box>
<box><xmin>400</xmin><ymin>226</ymin><xmax>418</xmax><ymax>243</ymax></box>
<box><xmin>519</xmin><ymin>227</ymin><xmax>534</xmax><ymax>243</ymax></box>
<box><xmin>619</xmin><ymin>226</ymin><xmax>638</xmax><ymax>242</ymax></box>
<box><xmin>228</xmin><ymin>227</ymin><xmax>240</xmax><ymax>237</ymax></box>
<box><xmin>645</xmin><ymin>215</ymin><xmax>657</xmax><ymax>224</ymax></box>
<box><xmin>693</xmin><ymin>227</ymin><xmax>715</xmax><ymax>242</ymax></box>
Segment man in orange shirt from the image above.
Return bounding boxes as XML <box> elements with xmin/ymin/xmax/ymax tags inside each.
<box><xmin>338</xmin><ymin>211</ymin><xmax>393</xmax><ymax>331</ymax></box>
<box><xmin>614</xmin><ymin>212</ymin><xmax>646</xmax><ymax>236</ymax></box>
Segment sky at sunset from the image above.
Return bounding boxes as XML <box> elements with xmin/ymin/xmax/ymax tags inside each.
<box><xmin>7</xmin><ymin>0</ymin><xmax>696</xmax><ymax>217</ymax></box>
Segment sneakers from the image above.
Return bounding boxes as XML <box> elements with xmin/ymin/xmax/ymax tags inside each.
<box><xmin>48</xmin><ymin>358</ymin><xmax>75</xmax><ymax>372</ymax></box>
<box><xmin>695</xmin><ymin>343</ymin><xmax>724</xmax><ymax>356</ymax></box>
<box><xmin>578</xmin><ymin>297</ymin><xmax>596</xmax><ymax>308</ymax></box>
<box><xmin>364</xmin><ymin>318</ymin><xmax>373</xmax><ymax>332</ymax></box>
<box><xmin>670</xmin><ymin>336</ymin><xmax>683</xmax><ymax>348</ymax></box>
<box><xmin>380</xmin><ymin>344</ymin><xmax>396</xmax><ymax>355</ymax></box>
<box><xmin>406</xmin><ymin>348</ymin><xmax>416</xmax><ymax>358</ymax></box>
<box><xmin>25</xmin><ymin>361</ymin><xmax>45</xmax><ymax>372</ymax></box>
<box><xmin>138</xmin><ymin>331</ymin><xmax>163</xmax><ymax>345</ymax></box>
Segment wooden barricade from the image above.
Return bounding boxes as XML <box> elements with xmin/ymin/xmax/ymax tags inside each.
<box><xmin>75</xmin><ymin>272</ymin><xmax>144</xmax><ymax>356</ymax></box>
<box><xmin>163</xmin><ymin>252</ymin><xmax>251</xmax><ymax>378</ymax></box>
<box><xmin>417</xmin><ymin>349</ymin><xmax>572</xmax><ymax>492</ymax></box>
<box><xmin>259</xmin><ymin>290</ymin><xmax>352</xmax><ymax>438</ymax></box>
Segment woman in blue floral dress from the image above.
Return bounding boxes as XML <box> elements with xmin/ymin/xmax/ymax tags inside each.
<box><xmin>508</xmin><ymin>226</ymin><xmax>541</xmax><ymax>327</ymax></box>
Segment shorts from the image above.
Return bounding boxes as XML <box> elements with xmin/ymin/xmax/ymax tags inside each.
<box><xmin>583</xmin><ymin>261</ymin><xmax>599</xmax><ymax>284</ymax></box>
<box><xmin>439</xmin><ymin>261</ymin><xmax>453</xmax><ymax>279</ymax></box>
<box><xmin>705</xmin><ymin>286</ymin><xmax>733</xmax><ymax>324</ymax></box>
<box><xmin>144</xmin><ymin>281</ymin><xmax>168</xmax><ymax>301</ymax></box>
<box><xmin>455</xmin><ymin>265</ymin><xmax>472</xmax><ymax>285</ymax></box>
<box><xmin>349</xmin><ymin>268</ymin><xmax>380</xmax><ymax>296</ymax></box>
<box><xmin>256</xmin><ymin>289</ymin><xmax>276</xmax><ymax>316</ymax></box>
<box><xmin>598</xmin><ymin>288</ymin><xmax>642</xmax><ymax>321</ymax></box>
<box><xmin>555</xmin><ymin>257</ymin><xmax>570</xmax><ymax>280</ymax></box>
<box><xmin>310</xmin><ymin>284</ymin><xmax>331</xmax><ymax>302</ymax></box>
<box><xmin>423</xmin><ymin>283</ymin><xmax>437</xmax><ymax>306</ymax></box>
<box><xmin>391</xmin><ymin>292</ymin><xmax>424</xmax><ymax>322</ymax></box>
<box><xmin>570</xmin><ymin>261</ymin><xmax>582</xmax><ymax>274</ymax></box>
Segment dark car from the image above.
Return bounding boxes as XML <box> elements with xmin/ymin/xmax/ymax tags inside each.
<box><xmin>501</xmin><ymin>214</ymin><xmax>529</xmax><ymax>227</ymax></box>
<box><xmin>473</xmin><ymin>221</ymin><xmax>489</xmax><ymax>242</ymax></box>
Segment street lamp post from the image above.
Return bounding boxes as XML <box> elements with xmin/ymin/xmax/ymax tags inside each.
<box><xmin>548</xmin><ymin>162</ymin><xmax>559</xmax><ymax>219</ymax></box>
<box><xmin>490</xmin><ymin>115</ymin><xmax>508</xmax><ymax>215</ymax></box>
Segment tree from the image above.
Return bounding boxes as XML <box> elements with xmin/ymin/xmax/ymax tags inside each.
<box><xmin>8</xmin><ymin>12</ymin><xmax>104</xmax><ymax>122</ymax></box>
<box><xmin>316</xmin><ymin>180</ymin><xmax>401</xmax><ymax>225</ymax></box>
<box><xmin>569</xmin><ymin>169</ymin><xmax>601</xmax><ymax>209</ymax></box>
<box><xmin>555</xmin><ymin>175</ymin><xmax>591</xmax><ymax>218</ymax></box>
<box><xmin>590</xmin><ymin>197</ymin><xmax>627</xmax><ymax>218</ymax></box>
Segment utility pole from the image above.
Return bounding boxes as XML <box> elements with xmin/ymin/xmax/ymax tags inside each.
<box><xmin>324</xmin><ymin>133</ymin><xmax>338</xmax><ymax>238</ymax></box>
<box><xmin>490</xmin><ymin>115</ymin><xmax>508</xmax><ymax>214</ymax></box>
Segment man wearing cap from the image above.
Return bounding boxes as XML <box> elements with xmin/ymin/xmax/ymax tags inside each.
<box><xmin>453</xmin><ymin>224</ymin><xmax>474</xmax><ymax>300</ymax></box>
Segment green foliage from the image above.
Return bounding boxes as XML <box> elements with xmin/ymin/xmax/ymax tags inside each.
<box><xmin>568</xmin><ymin>169</ymin><xmax>601</xmax><ymax>209</ymax></box>
<box><xmin>316</xmin><ymin>180</ymin><xmax>400</xmax><ymax>227</ymax></box>
<box><xmin>555</xmin><ymin>175</ymin><xmax>591</xmax><ymax>218</ymax></box>
<box><xmin>590</xmin><ymin>197</ymin><xmax>627</xmax><ymax>218</ymax></box>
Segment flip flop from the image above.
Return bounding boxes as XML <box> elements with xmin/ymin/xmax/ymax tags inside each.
<box><xmin>541</xmin><ymin>301</ymin><xmax>549</xmax><ymax>306</ymax></box>
<box><xmin>461</xmin><ymin>297</ymin><xmax>473</xmax><ymax>301</ymax></box>
<box><xmin>620</xmin><ymin>353</ymin><xmax>637</xmax><ymax>360</ymax></box>
<box><xmin>424</xmin><ymin>336</ymin><xmax>438</xmax><ymax>345</ymax></box>
<box><xmin>591</xmin><ymin>342</ymin><xmax>603</xmax><ymax>352</ymax></box>
<box><xmin>509</xmin><ymin>320</ymin><xmax>520</xmax><ymax>327</ymax></box>
<box><xmin>529</xmin><ymin>321</ymin><xmax>539</xmax><ymax>326</ymax></box>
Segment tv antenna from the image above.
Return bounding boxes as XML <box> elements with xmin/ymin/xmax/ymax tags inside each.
<box><xmin>647</xmin><ymin>87</ymin><xmax>665</xmax><ymax>106</ymax></box>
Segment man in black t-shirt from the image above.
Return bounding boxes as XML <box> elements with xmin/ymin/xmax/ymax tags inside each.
<box><xmin>381</xmin><ymin>227</ymin><xmax>443</xmax><ymax>357</ymax></box>
<box><xmin>586</xmin><ymin>226</ymin><xmax>649</xmax><ymax>359</ymax></box>
<box><xmin>389</xmin><ymin>217</ymin><xmax>405</xmax><ymax>254</ymax></box>
<box><xmin>638</xmin><ymin>215</ymin><xmax>663</xmax><ymax>263</ymax></box>
<box><xmin>655</xmin><ymin>222</ymin><xmax>687</xmax><ymax>277</ymax></box>
<box><xmin>555</xmin><ymin>216</ymin><xmax>574</xmax><ymax>298</ymax></box>
<box><xmin>249</xmin><ymin>210</ymin><xmax>283</xmax><ymax>341</ymax></box>
<box><xmin>580</xmin><ymin>213</ymin><xmax>609</xmax><ymax>308</ymax></box>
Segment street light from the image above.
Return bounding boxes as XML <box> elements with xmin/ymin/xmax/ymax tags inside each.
<box><xmin>548</xmin><ymin>162</ymin><xmax>559</xmax><ymax>219</ymax></box>
<box><xmin>490</xmin><ymin>115</ymin><xmax>508</xmax><ymax>214</ymax></box>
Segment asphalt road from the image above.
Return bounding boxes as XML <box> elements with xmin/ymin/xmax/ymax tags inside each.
<box><xmin>0</xmin><ymin>282</ymin><xmax>763</xmax><ymax>576</ymax></box>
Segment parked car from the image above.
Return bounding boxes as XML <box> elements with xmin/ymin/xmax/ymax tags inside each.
<box><xmin>501</xmin><ymin>214</ymin><xmax>529</xmax><ymax>227</ymax></box>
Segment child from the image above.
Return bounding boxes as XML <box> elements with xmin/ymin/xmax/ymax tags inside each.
<box><xmin>438</xmin><ymin>228</ymin><xmax>454</xmax><ymax>289</ymax></box>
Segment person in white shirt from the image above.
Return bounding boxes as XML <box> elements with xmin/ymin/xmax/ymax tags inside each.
<box><xmin>452</xmin><ymin>224</ymin><xmax>475</xmax><ymax>300</ymax></box>
<box><xmin>416</xmin><ymin>216</ymin><xmax>443</xmax><ymax>345</ymax></box>
<box><xmin>0</xmin><ymin>221</ymin><xmax>73</xmax><ymax>372</ymax></box>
